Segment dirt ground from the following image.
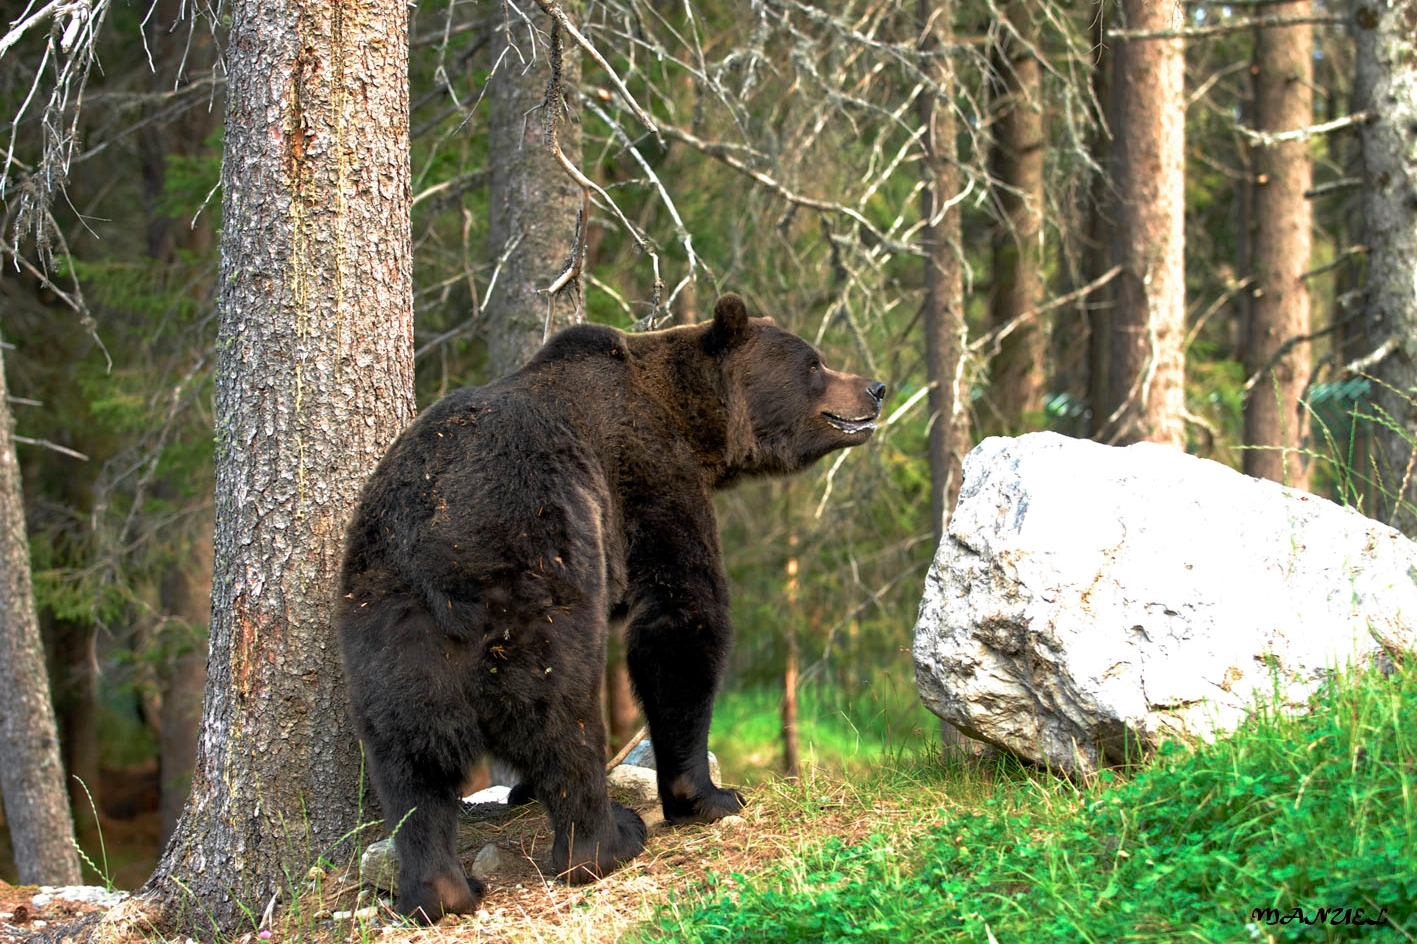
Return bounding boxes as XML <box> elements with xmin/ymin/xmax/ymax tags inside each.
<box><xmin>0</xmin><ymin>882</ymin><xmax>119</xmax><ymax>943</ymax></box>
<box><xmin>0</xmin><ymin>768</ymin><xmax>907</xmax><ymax>944</ymax></box>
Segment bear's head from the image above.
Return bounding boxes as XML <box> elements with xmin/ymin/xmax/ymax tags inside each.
<box><xmin>706</xmin><ymin>293</ymin><xmax>886</xmax><ymax>480</ymax></box>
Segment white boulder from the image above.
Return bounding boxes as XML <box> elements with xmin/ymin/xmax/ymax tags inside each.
<box><xmin>913</xmin><ymin>432</ymin><xmax>1417</xmax><ymax>775</ymax></box>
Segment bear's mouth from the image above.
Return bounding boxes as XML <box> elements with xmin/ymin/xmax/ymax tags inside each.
<box><xmin>822</xmin><ymin>412</ymin><xmax>878</xmax><ymax>436</ymax></box>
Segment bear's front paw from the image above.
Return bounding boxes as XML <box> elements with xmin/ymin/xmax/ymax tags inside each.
<box><xmin>552</xmin><ymin>802</ymin><xmax>647</xmax><ymax>885</ymax></box>
<box><xmin>663</xmin><ymin>782</ymin><xmax>745</xmax><ymax>825</ymax></box>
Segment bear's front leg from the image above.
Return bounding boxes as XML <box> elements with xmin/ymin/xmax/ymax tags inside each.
<box><xmin>625</xmin><ymin>546</ymin><xmax>745</xmax><ymax>825</ymax></box>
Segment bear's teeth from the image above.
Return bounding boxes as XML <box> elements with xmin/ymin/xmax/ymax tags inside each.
<box><xmin>823</xmin><ymin>413</ymin><xmax>877</xmax><ymax>434</ymax></box>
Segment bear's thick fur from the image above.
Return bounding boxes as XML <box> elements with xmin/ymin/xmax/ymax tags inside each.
<box><xmin>336</xmin><ymin>293</ymin><xmax>884</xmax><ymax>921</ymax></box>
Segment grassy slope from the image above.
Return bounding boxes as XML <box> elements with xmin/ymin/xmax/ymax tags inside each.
<box><xmin>634</xmin><ymin>663</ymin><xmax>1417</xmax><ymax>944</ymax></box>
<box><xmin>226</xmin><ymin>663</ymin><xmax>1412</xmax><ymax>944</ymax></box>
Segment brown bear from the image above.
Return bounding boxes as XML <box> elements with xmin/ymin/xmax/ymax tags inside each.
<box><xmin>335</xmin><ymin>293</ymin><xmax>884</xmax><ymax>922</ymax></box>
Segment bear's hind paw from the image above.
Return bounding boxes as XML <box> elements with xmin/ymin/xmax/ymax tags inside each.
<box><xmin>398</xmin><ymin>871</ymin><xmax>485</xmax><ymax>924</ymax></box>
<box><xmin>552</xmin><ymin>802</ymin><xmax>647</xmax><ymax>885</ymax></box>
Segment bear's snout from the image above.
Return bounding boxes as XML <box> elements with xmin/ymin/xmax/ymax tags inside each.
<box><xmin>867</xmin><ymin>380</ymin><xmax>886</xmax><ymax>408</ymax></box>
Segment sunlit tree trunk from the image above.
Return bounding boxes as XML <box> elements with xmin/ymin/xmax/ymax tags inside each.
<box><xmin>0</xmin><ymin>343</ymin><xmax>82</xmax><ymax>885</ymax></box>
<box><xmin>1085</xmin><ymin>0</ymin><xmax>1114</xmax><ymax>437</ymax></box>
<box><xmin>1353</xmin><ymin>0</ymin><xmax>1417</xmax><ymax>533</ymax></box>
<box><xmin>484</xmin><ymin>0</ymin><xmax>585</xmax><ymax>378</ymax></box>
<box><xmin>919</xmin><ymin>0</ymin><xmax>979</xmax><ymax>754</ymax></box>
<box><xmin>918</xmin><ymin>0</ymin><xmax>969</xmax><ymax>541</ymax></box>
<box><xmin>1244</xmin><ymin>2</ymin><xmax>1313</xmax><ymax>489</ymax></box>
<box><xmin>1097</xmin><ymin>0</ymin><xmax>1186</xmax><ymax>448</ymax></box>
<box><xmin>142</xmin><ymin>0</ymin><xmax>416</xmax><ymax>931</ymax></box>
<box><xmin>987</xmin><ymin>1</ymin><xmax>1047</xmax><ymax>433</ymax></box>
<box><xmin>782</xmin><ymin>508</ymin><xmax>801</xmax><ymax>779</ymax></box>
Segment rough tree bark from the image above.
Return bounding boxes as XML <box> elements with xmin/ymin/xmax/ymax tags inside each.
<box><xmin>782</xmin><ymin>520</ymin><xmax>801</xmax><ymax>779</ymax></box>
<box><xmin>986</xmin><ymin>1</ymin><xmax>1047</xmax><ymax>433</ymax></box>
<box><xmin>0</xmin><ymin>342</ymin><xmax>83</xmax><ymax>886</ymax></box>
<box><xmin>1097</xmin><ymin>0</ymin><xmax>1187</xmax><ymax>448</ymax></box>
<box><xmin>484</xmin><ymin>0</ymin><xmax>586</xmax><ymax>378</ymax></box>
<box><xmin>918</xmin><ymin>0</ymin><xmax>978</xmax><ymax>754</ymax></box>
<box><xmin>1244</xmin><ymin>1</ymin><xmax>1313</xmax><ymax>490</ymax></box>
<box><xmin>1085</xmin><ymin>0</ymin><xmax>1113</xmax><ymax>435</ymax></box>
<box><xmin>1353</xmin><ymin>0</ymin><xmax>1417</xmax><ymax>533</ymax></box>
<box><xmin>140</xmin><ymin>0</ymin><xmax>416</xmax><ymax>931</ymax></box>
<box><xmin>918</xmin><ymin>0</ymin><xmax>969</xmax><ymax>542</ymax></box>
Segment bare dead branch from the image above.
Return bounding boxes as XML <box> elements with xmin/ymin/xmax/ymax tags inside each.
<box><xmin>1239</xmin><ymin>111</ymin><xmax>1372</xmax><ymax>147</ymax></box>
<box><xmin>548</xmin><ymin>141</ymin><xmax>666</xmax><ymax>322</ymax></box>
<box><xmin>1304</xmin><ymin>177</ymin><xmax>1362</xmax><ymax>199</ymax></box>
<box><xmin>12</xmin><ymin>435</ymin><xmax>89</xmax><ymax>461</ymax></box>
<box><xmin>1242</xmin><ymin>323</ymin><xmax>1338</xmax><ymax>394</ymax></box>
<box><xmin>1300</xmin><ymin>244</ymin><xmax>1367</xmax><ymax>282</ymax></box>
<box><xmin>1184</xmin><ymin>276</ymin><xmax>1255</xmax><ymax>351</ymax></box>
<box><xmin>971</xmin><ymin>264</ymin><xmax>1122</xmax><ymax>357</ymax></box>
<box><xmin>1108</xmin><ymin>13</ymin><xmax>1342</xmax><ymax>41</ymax></box>
<box><xmin>1339</xmin><ymin>336</ymin><xmax>1399</xmax><ymax>379</ymax></box>
<box><xmin>531</xmin><ymin>0</ymin><xmax>660</xmax><ymax>141</ymax></box>
<box><xmin>661</xmin><ymin>125</ymin><xmax>921</xmax><ymax>257</ymax></box>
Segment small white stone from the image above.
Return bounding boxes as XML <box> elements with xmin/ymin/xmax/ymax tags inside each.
<box><xmin>463</xmin><ymin>784</ymin><xmax>511</xmax><ymax>805</ymax></box>
<box><xmin>32</xmin><ymin>885</ymin><xmax>129</xmax><ymax>910</ymax></box>
<box><xmin>359</xmin><ymin>838</ymin><xmax>399</xmax><ymax>893</ymax></box>
<box><xmin>622</xmin><ymin>740</ymin><xmax>721</xmax><ymax>784</ymax></box>
<box><xmin>470</xmin><ymin>843</ymin><xmax>504</xmax><ymax>878</ymax></box>
<box><xmin>606</xmin><ymin>764</ymin><xmax>659</xmax><ymax>805</ymax></box>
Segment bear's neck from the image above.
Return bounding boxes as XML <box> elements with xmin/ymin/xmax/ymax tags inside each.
<box><xmin>621</xmin><ymin>332</ymin><xmax>744</xmax><ymax>489</ymax></box>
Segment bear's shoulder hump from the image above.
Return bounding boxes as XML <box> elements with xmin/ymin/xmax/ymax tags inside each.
<box><xmin>532</xmin><ymin>323</ymin><xmax>629</xmax><ymax>365</ymax></box>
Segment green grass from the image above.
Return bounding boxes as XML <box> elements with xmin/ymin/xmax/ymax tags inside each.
<box><xmin>710</xmin><ymin>676</ymin><xmax>934</xmax><ymax>783</ymax></box>
<box><xmin>639</xmin><ymin>661</ymin><xmax>1417</xmax><ymax>943</ymax></box>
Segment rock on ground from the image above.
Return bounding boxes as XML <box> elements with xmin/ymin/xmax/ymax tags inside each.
<box><xmin>606</xmin><ymin>764</ymin><xmax>659</xmax><ymax>806</ymax></box>
<box><xmin>622</xmin><ymin>739</ymin><xmax>722</xmax><ymax>785</ymax></box>
<box><xmin>913</xmin><ymin>432</ymin><xmax>1417</xmax><ymax>775</ymax></box>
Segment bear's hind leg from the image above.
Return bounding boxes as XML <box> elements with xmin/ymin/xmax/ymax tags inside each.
<box><xmin>387</xmin><ymin>785</ymin><xmax>484</xmax><ymax>923</ymax></box>
<box><xmin>536</xmin><ymin>751</ymin><xmax>647</xmax><ymax>883</ymax></box>
<box><xmin>491</xmin><ymin>704</ymin><xmax>645</xmax><ymax>883</ymax></box>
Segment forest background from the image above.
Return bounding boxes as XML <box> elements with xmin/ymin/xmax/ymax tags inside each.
<box><xmin>1</xmin><ymin>0</ymin><xmax>1414</xmax><ymax>924</ymax></box>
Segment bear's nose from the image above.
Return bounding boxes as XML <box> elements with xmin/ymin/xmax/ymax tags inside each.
<box><xmin>867</xmin><ymin>381</ymin><xmax>886</xmax><ymax>404</ymax></box>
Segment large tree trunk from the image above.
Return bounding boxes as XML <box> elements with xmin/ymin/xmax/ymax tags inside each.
<box><xmin>0</xmin><ymin>343</ymin><xmax>82</xmax><ymax>886</ymax></box>
<box><xmin>484</xmin><ymin>0</ymin><xmax>585</xmax><ymax>378</ymax></box>
<box><xmin>918</xmin><ymin>0</ymin><xmax>978</xmax><ymax>754</ymax></box>
<box><xmin>1244</xmin><ymin>2</ymin><xmax>1313</xmax><ymax>489</ymax></box>
<box><xmin>1353</xmin><ymin>0</ymin><xmax>1417</xmax><ymax>533</ymax></box>
<box><xmin>781</xmin><ymin>511</ymin><xmax>801</xmax><ymax>779</ymax></box>
<box><xmin>986</xmin><ymin>1</ymin><xmax>1047</xmax><ymax>434</ymax></box>
<box><xmin>1085</xmin><ymin>1</ymin><xmax>1113</xmax><ymax>436</ymax></box>
<box><xmin>142</xmin><ymin>0</ymin><xmax>415</xmax><ymax>931</ymax></box>
<box><xmin>1097</xmin><ymin>0</ymin><xmax>1187</xmax><ymax>448</ymax></box>
<box><xmin>918</xmin><ymin>0</ymin><xmax>969</xmax><ymax>542</ymax></box>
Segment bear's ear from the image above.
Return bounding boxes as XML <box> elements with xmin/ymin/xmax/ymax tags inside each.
<box><xmin>705</xmin><ymin>293</ymin><xmax>753</xmax><ymax>355</ymax></box>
